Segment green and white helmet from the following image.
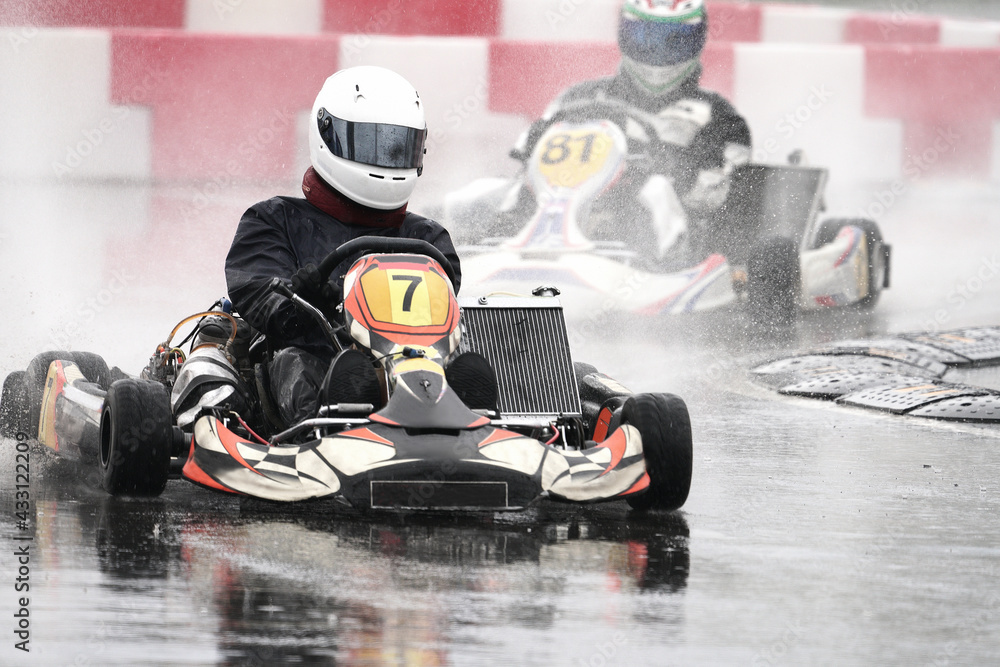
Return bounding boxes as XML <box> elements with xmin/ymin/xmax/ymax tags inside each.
<box><xmin>618</xmin><ymin>0</ymin><xmax>709</xmax><ymax>94</ymax></box>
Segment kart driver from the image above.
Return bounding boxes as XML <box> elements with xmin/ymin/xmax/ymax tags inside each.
<box><xmin>509</xmin><ymin>0</ymin><xmax>752</xmax><ymax>263</ymax></box>
<box><xmin>225</xmin><ymin>66</ymin><xmax>462</xmax><ymax>425</ymax></box>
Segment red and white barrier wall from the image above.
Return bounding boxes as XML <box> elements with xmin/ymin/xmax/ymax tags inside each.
<box><xmin>2</xmin><ymin>1</ymin><xmax>999</xmax><ymax>198</ymax></box>
<box><xmin>4</xmin><ymin>0</ymin><xmax>999</xmax><ymax>45</ymax></box>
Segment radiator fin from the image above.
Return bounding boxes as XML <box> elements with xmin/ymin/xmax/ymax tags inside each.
<box><xmin>459</xmin><ymin>302</ymin><xmax>581</xmax><ymax>417</ymax></box>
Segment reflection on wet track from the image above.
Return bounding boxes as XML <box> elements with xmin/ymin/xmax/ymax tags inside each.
<box><xmin>9</xmin><ymin>462</ymin><xmax>690</xmax><ymax>665</ymax></box>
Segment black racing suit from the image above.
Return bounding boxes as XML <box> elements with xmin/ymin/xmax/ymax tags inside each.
<box><xmin>225</xmin><ymin>195</ymin><xmax>461</xmax><ymax>425</ymax></box>
<box><xmin>509</xmin><ymin>65</ymin><xmax>752</xmax><ymax>266</ymax></box>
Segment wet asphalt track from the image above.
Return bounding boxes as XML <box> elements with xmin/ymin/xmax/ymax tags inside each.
<box><xmin>1</xmin><ymin>177</ymin><xmax>998</xmax><ymax>666</ymax></box>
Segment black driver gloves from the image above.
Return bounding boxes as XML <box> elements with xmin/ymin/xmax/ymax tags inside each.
<box><xmin>291</xmin><ymin>263</ymin><xmax>337</xmax><ymax>308</ymax></box>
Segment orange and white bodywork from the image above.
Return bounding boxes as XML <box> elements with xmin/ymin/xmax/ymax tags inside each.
<box><xmin>342</xmin><ymin>253</ymin><xmax>461</xmax><ymax>370</ymax></box>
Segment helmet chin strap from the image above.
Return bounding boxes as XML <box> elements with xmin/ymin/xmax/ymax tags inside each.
<box><xmin>623</xmin><ymin>58</ymin><xmax>699</xmax><ymax>95</ymax></box>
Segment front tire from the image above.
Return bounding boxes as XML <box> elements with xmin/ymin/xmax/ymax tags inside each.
<box><xmin>747</xmin><ymin>236</ymin><xmax>800</xmax><ymax>328</ymax></box>
<box><xmin>100</xmin><ymin>379</ymin><xmax>172</xmax><ymax>497</ymax></box>
<box><xmin>624</xmin><ymin>393</ymin><xmax>693</xmax><ymax>512</ymax></box>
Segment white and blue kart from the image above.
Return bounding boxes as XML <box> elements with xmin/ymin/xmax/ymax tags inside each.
<box><xmin>445</xmin><ymin>102</ymin><xmax>890</xmax><ymax>325</ymax></box>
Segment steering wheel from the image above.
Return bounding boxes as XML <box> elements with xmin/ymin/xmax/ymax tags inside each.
<box><xmin>316</xmin><ymin>235</ymin><xmax>459</xmax><ymax>288</ymax></box>
<box><xmin>270</xmin><ymin>236</ymin><xmax>458</xmax><ymax>353</ymax></box>
<box><xmin>549</xmin><ymin>97</ymin><xmax>641</xmax><ymax>127</ymax></box>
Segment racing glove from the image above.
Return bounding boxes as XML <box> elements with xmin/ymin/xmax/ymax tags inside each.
<box><xmin>291</xmin><ymin>263</ymin><xmax>337</xmax><ymax>310</ymax></box>
<box><xmin>638</xmin><ymin>174</ymin><xmax>689</xmax><ymax>259</ymax></box>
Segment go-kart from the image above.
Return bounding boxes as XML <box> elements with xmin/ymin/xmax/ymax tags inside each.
<box><xmin>444</xmin><ymin>99</ymin><xmax>891</xmax><ymax>325</ymax></box>
<box><xmin>0</xmin><ymin>237</ymin><xmax>693</xmax><ymax>512</ymax></box>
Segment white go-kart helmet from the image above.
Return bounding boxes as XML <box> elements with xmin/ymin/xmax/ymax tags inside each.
<box><xmin>309</xmin><ymin>66</ymin><xmax>427</xmax><ymax>210</ymax></box>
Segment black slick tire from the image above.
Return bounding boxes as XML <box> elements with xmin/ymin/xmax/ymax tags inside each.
<box><xmin>624</xmin><ymin>393</ymin><xmax>693</xmax><ymax>512</ymax></box>
<box><xmin>747</xmin><ymin>236</ymin><xmax>800</xmax><ymax>328</ymax></box>
<box><xmin>71</xmin><ymin>352</ymin><xmax>112</xmax><ymax>390</ymax></box>
<box><xmin>100</xmin><ymin>379</ymin><xmax>172</xmax><ymax>497</ymax></box>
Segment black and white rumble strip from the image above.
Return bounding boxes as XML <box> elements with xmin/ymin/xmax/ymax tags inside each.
<box><xmin>751</xmin><ymin>326</ymin><xmax>1000</xmax><ymax>422</ymax></box>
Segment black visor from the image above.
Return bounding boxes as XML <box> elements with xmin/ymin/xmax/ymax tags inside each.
<box><xmin>318</xmin><ymin>108</ymin><xmax>426</xmax><ymax>171</ymax></box>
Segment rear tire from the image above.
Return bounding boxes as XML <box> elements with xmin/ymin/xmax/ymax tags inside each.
<box><xmin>24</xmin><ymin>351</ymin><xmax>73</xmax><ymax>440</ymax></box>
<box><xmin>1</xmin><ymin>371</ymin><xmax>29</xmax><ymax>439</ymax></box>
<box><xmin>747</xmin><ymin>236</ymin><xmax>800</xmax><ymax>328</ymax></box>
<box><xmin>71</xmin><ymin>352</ymin><xmax>112</xmax><ymax>390</ymax></box>
<box><xmin>624</xmin><ymin>393</ymin><xmax>693</xmax><ymax>512</ymax></box>
<box><xmin>813</xmin><ymin>218</ymin><xmax>889</xmax><ymax>309</ymax></box>
<box><xmin>100</xmin><ymin>379</ymin><xmax>172</xmax><ymax>497</ymax></box>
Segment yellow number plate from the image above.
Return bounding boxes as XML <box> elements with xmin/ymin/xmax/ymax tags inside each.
<box><xmin>536</xmin><ymin>127</ymin><xmax>615</xmax><ymax>189</ymax></box>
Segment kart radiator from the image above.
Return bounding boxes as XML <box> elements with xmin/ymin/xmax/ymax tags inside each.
<box><xmin>458</xmin><ymin>296</ymin><xmax>581</xmax><ymax>418</ymax></box>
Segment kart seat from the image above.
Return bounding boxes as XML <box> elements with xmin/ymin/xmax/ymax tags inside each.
<box><xmin>445</xmin><ymin>351</ymin><xmax>499</xmax><ymax>412</ymax></box>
